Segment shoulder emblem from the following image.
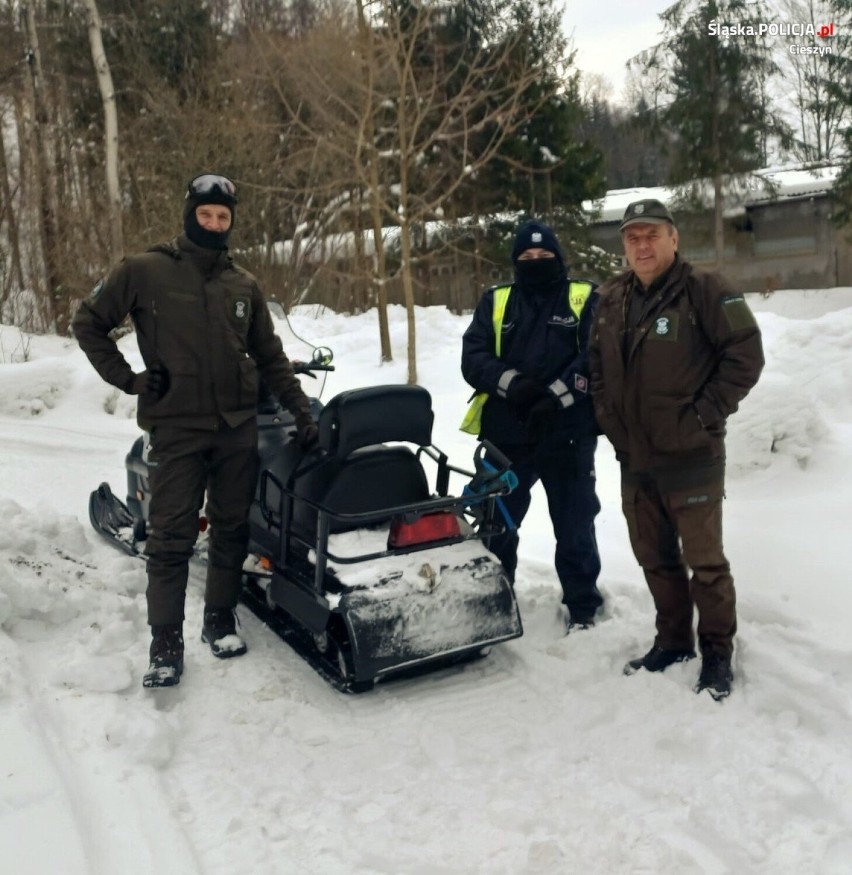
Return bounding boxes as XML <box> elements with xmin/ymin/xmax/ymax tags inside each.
<box><xmin>721</xmin><ymin>294</ymin><xmax>757</xmax><ymax>331</ymax></box>
<box><xmin>88</xmin><ymin>279</ymin><xmax>105</xmax><ymax>302</ymax></box>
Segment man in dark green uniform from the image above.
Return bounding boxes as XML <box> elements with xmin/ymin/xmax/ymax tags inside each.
<box><xmin>590</xmin><ymin>199</ymin><xmax>764</xmax><ymax>700</ymax></box>
<box><xmin>73</xmin><ymin>173</ymin><xmax>318</xmax><ymax>688</ymax></box>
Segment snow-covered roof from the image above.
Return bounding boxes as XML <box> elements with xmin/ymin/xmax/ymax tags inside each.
<box><xmin>584</xmin><ymin>164</ymin><xmax>843</xmax><ymax>224</ymax></box>
<box><xmin>743</xmin><ymin>164</ymin><xmax>841</xmax><ymax>204</ymax></box>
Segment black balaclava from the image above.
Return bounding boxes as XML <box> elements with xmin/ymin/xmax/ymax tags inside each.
<box><xmin>183</xmin><ymin>176</ymin><xmax>237</xmax><ymax>250</ymax></box>
<box><xmin>511</xmin><ymin>219</ymin><xmax>568</xmax><ymax>296</ymax></box>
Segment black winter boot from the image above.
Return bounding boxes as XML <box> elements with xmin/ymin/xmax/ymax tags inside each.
<box><xmin>143</xmin><ymin>624</ymin><xmax>184</xmax><ymax>688</ymax></box>
<box><xmin>201</xmin><ymin>607</ymin><xmax>247</xmax><ymax>659</ymax></box>
<box><xmin>695</xmin><ymin>652</ymin><xmax>733</xmax><ymax>700</ymax></box>
<box><xmin>565</xmin><ymin>610</ymin><xmax>596</xmax><ymax>634</ymax></box>
<box><xmin>624</xmin><ymin>644</ymin><xmax>695</xmax><ymax>676</ymax></box>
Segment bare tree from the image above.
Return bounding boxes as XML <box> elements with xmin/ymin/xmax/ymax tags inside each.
<box><xmin>0</xmin><ymin>0</ymin><xmax>595</xmax><ymax>348</ymax></box>
<box><xmin>777</xmin><ymin>0</ymin><xmax>851</xmax><ymax>162</ymax></box>
<box><xmin>82</xmin><ymin>0</ymin><xmax>123</xmax><ymax>260</ymax></box>
<box><xmin>21</xmin><ymin>0</ymin><xmax>61</xmax><ymax>329</ymax></box>
<box><xmin>355</xmin><ymin>0</ymin><xmax>392</xmax><ymax>362</ymax></box>
<box><xmin>263</xmin><ymin>1</ymin><xmax>552</xmax><ymax>383</ymax></box>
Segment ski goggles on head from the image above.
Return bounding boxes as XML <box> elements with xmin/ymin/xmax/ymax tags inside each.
<box><xmin>186</xmin><ymin>173</ymin><xmax>236</xmax><ymax>199</ymax></box>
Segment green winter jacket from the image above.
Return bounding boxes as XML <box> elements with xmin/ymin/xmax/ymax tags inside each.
<box><xmin>72</xmin><ymin>234</ymin><xmax>311</xmax><ymax>432</ymax></box>
<box><xmin>589</xmin><ymin>258</ymin><xmax>764</xmax><ymax>473</ymax></box>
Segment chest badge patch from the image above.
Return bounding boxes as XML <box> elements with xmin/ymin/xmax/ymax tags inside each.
<box><xmin>549</xmin><ymin>314</ymin><xmax>577</xmax><ymax>327</ymax></box>
<box><xmin>234</xmin><ymin>300</ymin><xmax>247</xmax><ymax>319</ymax></box>
<box><xmin>654</xmin><ymin>316</ymin><xmax>671</xmax><ymax>336</ymax></box>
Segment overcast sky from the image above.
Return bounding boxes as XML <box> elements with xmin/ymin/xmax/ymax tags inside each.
<box><xmin>563</xmin><ymin>1</ymin><xmax>676</xmax><ymax>101</ymax></box>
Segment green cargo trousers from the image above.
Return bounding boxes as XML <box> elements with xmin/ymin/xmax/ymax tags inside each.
<box><xmin>621</xmin><ymin>464</ymin><xmax>736</xmax><ymax>659</ymax></box>
<box><xmin>145</xmin><ymin>419</ymin><xmax>259</xmax><ymax>626</ymax></box>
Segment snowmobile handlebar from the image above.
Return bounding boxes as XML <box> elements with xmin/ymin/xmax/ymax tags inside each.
<box><xmin>292</xmin><ymin>346</ymin><xmax>335</xmax><ymax>378</ymax></box>
<box><xmin>474</xmin><ymin>440</ymin><xmax>512</xmax><ymax>476</ymax></box>
<box><xmin>466</xmin><ymin>440</ymin><xmax>517</xmax><ymax>499</ymax></box>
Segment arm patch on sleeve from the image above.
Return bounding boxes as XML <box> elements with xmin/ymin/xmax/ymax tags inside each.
<box><xmin>721</xmin><ymin>295</ymin><xmax>757</xmax><ymax>331</ymax></box>
<box><xmin>88</xmin><ymin>279</ymin><xmax>105</xmax><ymax>302</ymax></box>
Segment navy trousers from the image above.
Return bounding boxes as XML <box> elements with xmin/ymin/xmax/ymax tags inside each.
<box><xmin>486</xmin><ymin>434</ymin><xmax>603</xmax><ymax>616</ymax></box>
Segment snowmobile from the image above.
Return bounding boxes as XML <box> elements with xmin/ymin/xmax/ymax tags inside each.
<box><xmin>88</xmin><ymin>348</ymin><xmax>523</xmax><ymax>691</ymax></box>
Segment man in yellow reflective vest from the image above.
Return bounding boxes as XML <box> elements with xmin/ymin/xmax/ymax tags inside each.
<box><xmin>461</xmin><ymin>220</ymin><xmax>604</xmax><ymax>632</ymax></box>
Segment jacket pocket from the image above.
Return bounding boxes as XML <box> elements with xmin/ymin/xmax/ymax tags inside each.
<box><xmin>238</xmin><ymin>356</ymin><xmax>259</xmax><ymax>408</ymax></box>
<box><xmin>676</xmin><ymin>404</ymin><xmax>710</xmax><ymax>451</ymax></box>
<box><xmin>644</xmin><ymin>395</ymin><xmax>709</xmax><ymax>453</ymax></box>
<box><xmin>152</xmin><ymin>356</ymin><xmax>199</xmax><ymax>415</ymax></box>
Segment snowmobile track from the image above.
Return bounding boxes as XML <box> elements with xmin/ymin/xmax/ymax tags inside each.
<box><xmin>238</xmin><ymin>576</ymin><xmax>371</xmax><ymax>694</ymax></box>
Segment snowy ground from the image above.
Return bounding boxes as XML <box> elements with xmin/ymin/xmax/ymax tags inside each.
<box><xmin>1</xmin><ymin>288</ymin><xmax>852</xmax><ymax>875</ymax></box>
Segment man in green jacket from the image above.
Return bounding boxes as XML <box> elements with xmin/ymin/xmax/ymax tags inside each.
<box><xmin>589</xmin><ymin>199</ymin><xmax>764</xmax><ymax>699</ymax></box>
<box><xmin>73</xmin><ymin>173</ymin><xmax>317</xmax><ymax>688</ymax></box>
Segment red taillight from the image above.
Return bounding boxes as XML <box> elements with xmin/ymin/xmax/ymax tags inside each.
<box><xmin>388</xmin><ymin>511</ymin><xmax>461</xmax><ymax>548</ymax></box>
<box><xmin>199</xmin><ymin>516</ymin><xmax>208</xmax><ymax>533</ymax></box>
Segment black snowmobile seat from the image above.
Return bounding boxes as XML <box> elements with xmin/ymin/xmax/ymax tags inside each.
<box><xmin>318</xmin><ymin>384</ymin><xmax>434</xmax><ymax>456</ymax></box>
<box><xmin>292</xmin><ymin>385</ymin><xmax>435</xmax><ymax>535</ymax></box>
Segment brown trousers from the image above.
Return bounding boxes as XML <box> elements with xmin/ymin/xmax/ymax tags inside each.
<box><xmin>145</xmin><ymin>419</ymin><xmax>259</xmax><ymax>626</ymax></box>
<box><xmin>621</xmin><ymin>465</ymin><xmax>736</xmax><ymax>658</ymax></box>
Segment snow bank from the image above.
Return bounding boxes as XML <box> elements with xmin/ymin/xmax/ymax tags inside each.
<box><xmin>2</xmin><ymin>292</ymin><xmax>852</xmax><ymax>874</ymax></box>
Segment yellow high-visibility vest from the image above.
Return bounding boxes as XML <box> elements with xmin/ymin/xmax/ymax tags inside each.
<box><xmin>460</xmin><ymin>281</ymin><xmax>593</xmax><ymax>435</ymax></box>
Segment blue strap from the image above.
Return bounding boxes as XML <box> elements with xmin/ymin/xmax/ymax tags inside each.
<box><xmin>463</xmin><ymin>460</ymin><xmax>518</xmax><ymax>532</ymax></box>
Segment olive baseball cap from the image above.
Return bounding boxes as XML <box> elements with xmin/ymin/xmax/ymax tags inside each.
<box><xmin>619</xmin><ymin>198</ymin><xmax>675</xmax><ymax>231</ymax></box>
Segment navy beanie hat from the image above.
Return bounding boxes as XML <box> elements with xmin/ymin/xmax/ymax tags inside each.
<box><xmin>511</xmin><ymin>220</ymin><xmax>564</xmax><ymax>267</ymax></box>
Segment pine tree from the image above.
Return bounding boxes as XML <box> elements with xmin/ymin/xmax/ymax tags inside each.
<box><xmin>440</xmin><ymin>0</ymin><xmax>606</xmax><ymax>277</ymax></box>
<box><xmin>631</xmin><ymin>0</ymin><xmax>788</xmax><ymax>263</ymax></box>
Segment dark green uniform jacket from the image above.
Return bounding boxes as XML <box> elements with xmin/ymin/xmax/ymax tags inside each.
<box><xmin>589</xmin><ymin>257</ymin><xmax>764</xmax><ymax>473</ymax></box>
<box><xmin>72</xmin><ymin>234</ymin><xmax>310</xmax><ymax>432</ymax></box>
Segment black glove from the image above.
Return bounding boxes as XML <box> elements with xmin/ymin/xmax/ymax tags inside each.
<box><xmin>525</xmin><ymin>394</ymin><xmax>560</xmax><ymax>444</ymax></box>
<box><xmin>129</xmin><ymin>366</ymin><xmax>170</xmax><ymax>399</ymax></box>
<box><xmin>293</xmin><ymin>410</ymin><xmax>318</xmax><ymax>449</ymax></box>
<box><xmin>505</xmin><ymin>376</ymin><xmax>549</xmax><ymax>421</ymax></box>
<box><xmin>297</xmin><ymin>423</ymin><xmax>320</xmax><ymax>452</ymax></box>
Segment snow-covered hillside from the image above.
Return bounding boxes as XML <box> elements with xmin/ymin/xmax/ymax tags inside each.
<box><xmin>2</xmin><ymin>290</ymin><xmax>852</xmax><ymax>874</ymax></box>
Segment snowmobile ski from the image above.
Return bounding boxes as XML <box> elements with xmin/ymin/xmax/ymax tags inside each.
<box><xmin>88</xmin><ymin>482</ymin><xmax>144</xmax><ymax>557</ymax></box>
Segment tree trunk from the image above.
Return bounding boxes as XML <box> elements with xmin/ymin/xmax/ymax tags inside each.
<box><xmin>713</xmin><ymin>173</ymin><xmax>724</xmax><ymax>267</ymax></box>
<box><xmin>472</xmin><ymin>193</ymin><xmax>483</xmax><ymax>311</ymax></box>
<box><xmin>355</xmin><ymin>0</ymin><xmax>392</xmax><ymax>362</ymax></box>
<box><xmin>0</xmin><ymin>128</ymin><xmax>26</xmax><ymax>312</ymax></box>
<box><xmin>394</xmin><ymin>29</ymin><xmax>417</xmax><ymax>385</ymax></box>
<box><xmin>22</xmin><ymin>1</ymin><xmax>60</xmax><ymax>330</ymax></box>
<box><xmin>709</xmin><ymin>46</ymin><xmax>724</xmax><ymax>267</ymax></box>
<box><xmin>399</xmin><ymin>218</ymin><xmax>418</xmax><ymax>385</ymax></box>
<box><xmin>83</xmin><ymin>0</ymin><xmax>123</xmax><ymax>261</ymax></box>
